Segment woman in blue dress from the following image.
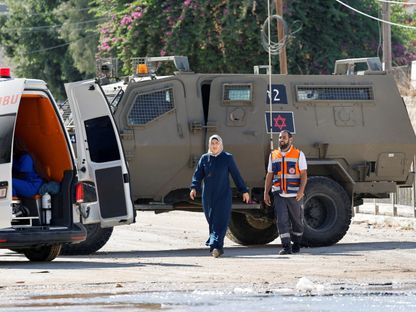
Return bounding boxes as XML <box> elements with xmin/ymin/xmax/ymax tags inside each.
<box><xmin>190</xmin><ymin>134</ymin><xmax>250</xmax><ymax>258</ymax></box>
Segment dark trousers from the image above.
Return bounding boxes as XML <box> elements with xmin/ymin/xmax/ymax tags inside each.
<box><xmin>272</xmin><ymin>193</ymin><xmax>304</xmax><ymax>245</ymax></box>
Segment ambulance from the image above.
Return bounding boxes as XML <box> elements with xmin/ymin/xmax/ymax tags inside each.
<box><xmin>0</xmin><ymin>68</ymin><xmax>134</xmax><ymax>261</ymax></box>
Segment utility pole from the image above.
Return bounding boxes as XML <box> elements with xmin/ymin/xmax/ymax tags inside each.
<box><xmin>275</xmin><ymin>0</ymin><xmax>288</xmax><ymax>74</ymax></box>
<box><xmin>382</xmin><ymin>2</ymin><xmax>392</xmax><ymax>72</ymax></box>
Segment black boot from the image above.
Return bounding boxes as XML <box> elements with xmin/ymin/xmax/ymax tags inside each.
<box><xmin>279</xmin><ymin>244</ymin><xmax>292</xmax><ymax>255</ymax></box>
<box><xmin>292</xmin><ymin>243</ymin><xmax>300</xmax><ymax>253</ymax></box>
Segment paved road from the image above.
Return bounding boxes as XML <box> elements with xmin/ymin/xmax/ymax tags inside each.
<box><xmin>0</xmin><ymin>211</ymin><xmax>415</xmax><ymax>309</ymax></box>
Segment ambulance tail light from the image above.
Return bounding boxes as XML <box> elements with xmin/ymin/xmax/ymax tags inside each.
<box><xmin>0</xmin><ymin>181</ymin><xmax>8</xmax><ymax>199</ymax></box>
<box><xmin>0</xmin><ymin>68</ymin><xmax>11</xmax><ymax>78</ymax></box>
<box><xmin>75</xmin><ymin>182</ymin><xmax>84</xmax><ymax>204</ymax></box>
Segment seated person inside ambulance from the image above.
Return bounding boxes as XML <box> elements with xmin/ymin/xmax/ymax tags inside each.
<box><xmin>12</xmin><ymin>141</ymin><xmax>43</xmax><ymax>198</ymax></box>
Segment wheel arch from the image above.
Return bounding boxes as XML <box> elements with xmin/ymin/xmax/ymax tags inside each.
<box><xmin>307</xmin><ymin>160</ymin><xmax>355</xmax><ymax>206</ymax></box>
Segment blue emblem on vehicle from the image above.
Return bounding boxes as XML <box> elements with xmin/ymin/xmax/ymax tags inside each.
<box><xmin>265</xmin><ymin>111</ymin><xmax>295</xmax><ymax>134</ymax></box>
<box><xmin>266</xmin><ymin>84</ymin><xmax>288</xmax><ymax>104</ymax></box>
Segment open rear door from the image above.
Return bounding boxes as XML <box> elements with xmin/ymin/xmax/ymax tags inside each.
<box><xmin>65</xmin><ymin>80</ymin><xmax>134</xmax><ymax>227</ymax></box>
<box><xmin>0</xmin><ymin>79</ymin><xmax>25</xmax><ymax>228</ymax></box>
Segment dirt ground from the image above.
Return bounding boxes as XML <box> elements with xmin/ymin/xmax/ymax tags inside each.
<box><xmin>0</xmin><ymin>211</ymin><xmax>415</xmax><ymax>297</ymax></box>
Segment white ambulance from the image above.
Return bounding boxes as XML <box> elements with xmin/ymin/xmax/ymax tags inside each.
<box><xmin>0</xmin><ymin>68</ymin><xmax>134</xmax><ymax>261</ymax></box>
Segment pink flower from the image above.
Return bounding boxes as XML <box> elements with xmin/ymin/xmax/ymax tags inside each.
<box><xmin>160</xmin><ymin>50</ymin><xmax>167</xmax><ymax>56</ymax></box>
<box><xmin>100</xmin><ymin>42</ymin><xmax>111</xmax><ymax>51</ymax></box>
<box><xmin>184</xmin><ymin>0</ymin><xmax>192</xmax><ymax>7</ymax></box>
<box><xmin>131</xmin><ymin>11</ymin><xmax>142</xmax><ymax>19</ymax></box>
<box><xmin>120</xmin><ymin>15</ymin><xmax>133</xmax><ymax>26</ymax></box>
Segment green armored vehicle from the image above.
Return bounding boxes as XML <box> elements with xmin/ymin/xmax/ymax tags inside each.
<box><xmin>65</xmin><ymin>56</ymin><xmax>416</xmax><ymax>252</ymax></box>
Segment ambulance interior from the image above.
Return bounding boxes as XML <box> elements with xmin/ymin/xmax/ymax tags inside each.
<box><xmin>12</xmin><ymin>94</ymin><xmax>74</xmax><ymax>227</ymax></box>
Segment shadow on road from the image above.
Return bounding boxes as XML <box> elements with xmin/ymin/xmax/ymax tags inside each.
<box><xmin>91</xmin><ymin>240</ymin><xmax>416</xmax><ymax>259</ymax></box>
<box><xmin>0</xmin><ymin>241</ymin><xmax>414</xmax><ymax>268</ymax></box>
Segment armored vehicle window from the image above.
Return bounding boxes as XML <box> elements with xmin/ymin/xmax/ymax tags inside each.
<box><xmin>128</xmin><ymin>88</ymin><xmax>174</xmax><ymax>125</ymax></box>
<box><xmin>84</xmin><ymin>116</ymin><xmax>121</xmax><ymax>163</ymax></box>
<box><xmin>223</xmin><ymin>84</ymin><xmax>252</xmax><ymax>105</ymax></box>
<box><xmin>296</xmin><ymin>86</ymin><xmax>374</xmax><ymax>101</ymax></box>
<box><xmin>0</xmin><ymin>114</ymin><xmax>15</xmax><ymax>164</ymax></box>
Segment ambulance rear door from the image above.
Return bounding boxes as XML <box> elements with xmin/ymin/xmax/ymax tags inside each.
<box><xmin>0</xmin><ymin>79</ymin><xmax>25</xmax><ymax>228</ymax></box>
<box><xmin>65</xmin><ymin>80</ymin><xmax>134</xmax><ymax>228</ymax></box>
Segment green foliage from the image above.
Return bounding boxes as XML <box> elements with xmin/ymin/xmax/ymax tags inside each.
<box><xmin>0</xmin><ymin>0</ymin><xmax>89</xmax><ymax>99</ymax></box>
<box><xmin>0</xmin><ymin>0</ymin><xmax>414</xmax><ymax>96</ymax></box>
<box><xmin>94</xmin><ymin>0</ymin><xmax>268</xmax><ymax>75</ymax></box>
<box><xmin>93</xmin><ymin>0</ymin><xmax>415</xmax><ymax>75</ymax></box>
<box><xmin>55</xmin><ymin>0</ymin><xmax>100</xmax><ymax>76</ymax></box>
<box><xmin>285</xmin><ymin>0</ymin><xmax>382</xmax><ymax>74</ymax></box>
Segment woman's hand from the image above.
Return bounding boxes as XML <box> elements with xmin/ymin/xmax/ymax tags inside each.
<box><xmin>189</xmin><ymin>189</ymin><xmax>196</xmax><ymax>200</ymax></box>
<box><xmin>242</xmin><ymin>192</ymin><xmax>250</xmax><ymax>203</ymax></box>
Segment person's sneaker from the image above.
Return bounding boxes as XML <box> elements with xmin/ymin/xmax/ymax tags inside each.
<box><xmin>292</xmin><ymin>243</ymin><xmax>301</xmax><ymax>254</ymax></box>
<box><xmin>211</xmin><ymin>248</ymin><xmax>223</xmax><ymax>258</ymax></box>
<box><xmin>279</xmin><ymin>244</ymin><xmax>292</xmax><ymax>255</ymax></box>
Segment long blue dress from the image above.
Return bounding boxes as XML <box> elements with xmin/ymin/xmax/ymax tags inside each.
<box><xmin>191</xmin><ymin>151</ymin><xmax>248</xmax><ymax>251</ymax></box>
<box><xmin>12</xmin><ymin>153</ymin><xmax>43</xmax><ymax>197</ymax></box>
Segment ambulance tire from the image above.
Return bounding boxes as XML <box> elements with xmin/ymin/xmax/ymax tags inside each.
<box><xmin>23</xmin><ymin>244</ymin><xmax>62</xmax><ymax>262</ymax></box>
<box><xmin>227</xmin><ymin>212</ymin><xmax>278</xmax><ymax>245</ymax></box>
<box><xmin>60</xmin><ymin>223</ymin><xmax>113</xmax><ymax>255</ymax></box>
<box><xmin>302</xmin><ymin>176</ymin><xmax>352</xmax><ymax>247</ymax></box>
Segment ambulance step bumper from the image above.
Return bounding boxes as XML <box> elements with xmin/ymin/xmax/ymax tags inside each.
<box><xmin>0</xmin><ymin>224</ymin><xmax>87</xmax><ymax>248</ymax></box>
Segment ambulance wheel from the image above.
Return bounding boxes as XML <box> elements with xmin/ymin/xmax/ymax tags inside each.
<box><xmin>9</xmin><ymin>248</ymin><xmax>23</xmax><ymax>254</ymax></box>
<box><xmin>60</xmin><ymin>223</ymin><xmax>113</xmax><ymax>255</ymax></box>
<box><xmin>227</xmin><ymin>211</ymin><xmax>278</xmax><ymax>245</ymax></box>
<box><xmin>302</xmin><ymin>176</ymin><xmax>352</xmax><ymax>247</ymax></box>
<box><xmin>23</xmin><ymin>244</ymin><xmax>62</xmax><ymax>262</ymax></box>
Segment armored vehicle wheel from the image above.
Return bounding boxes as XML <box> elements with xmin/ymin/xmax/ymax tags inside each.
<box><xmin>23</xmin><ymin>244</ymin><xmax>62</xmax><ymax>262</ymax></box>
<box><xmin>302</xmin><ymin>176</ymin><xmax>352</xmax><ymax>247</ymax></box>
<box><xmin>60</xmin><ymin>223</ymin><xmax>113</xmax><ymax>255</ymax></box>
<box><xmin>227</xmin><ymin>212</ymin><xmax>278</xmax><ymax>245</ymax></box>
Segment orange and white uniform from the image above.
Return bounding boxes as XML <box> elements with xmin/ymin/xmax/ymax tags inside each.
<box><xmin>267</xmin><ymin>146</ymin><xmax>307</xmax><ymax>197</ymax></box>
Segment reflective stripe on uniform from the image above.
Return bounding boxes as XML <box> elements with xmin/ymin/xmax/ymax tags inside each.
<box><xmin>271</xmin><ymin>146</ymin><xmax>301</xmax><ymax>194</ymax></box>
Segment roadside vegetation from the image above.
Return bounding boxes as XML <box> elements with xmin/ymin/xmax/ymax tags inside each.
<box><xmin>0</xmin><ymin>0</ymin><xmax>415</xmax><ymax>99</ymax></box>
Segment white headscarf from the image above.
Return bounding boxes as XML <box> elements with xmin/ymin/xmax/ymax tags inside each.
<box><xmin>207</xmin><ymin>134</ymin><xmax>223</xmax><ymax>157</ymax></box>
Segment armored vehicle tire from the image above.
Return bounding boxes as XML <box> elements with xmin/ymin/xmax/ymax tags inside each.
<box><xmin>60</xmin><ymin>223</ymin><xmax>113</xmax><ymax>255</ymax></box>
<box><xmin>227</xmin><ymin>212</ymin><xmax>278</xmax><ymax>245</ymax></box>
<box><xmin>302</xmin><ymin>176</ymin><xmax>352</xmax><ymax>247</ymax></box>
<box><xmin>23</xmin><ymin>244</ymin><xmax>62</xmax><ymax>262</ymax></box>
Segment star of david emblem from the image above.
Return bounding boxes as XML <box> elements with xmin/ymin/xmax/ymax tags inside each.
<box><xmin>274</xmin><ymin>114</ymin><xmax>287</xmax><ymax>130</ymax></box>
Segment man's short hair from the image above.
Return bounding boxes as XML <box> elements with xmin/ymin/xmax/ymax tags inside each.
<box><xmin>279</xmin><ymin>130</ymin><xmax>293</xmax><ymax>138</ymax></box>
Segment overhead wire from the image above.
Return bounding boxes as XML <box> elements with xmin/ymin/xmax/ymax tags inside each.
<box><xmin>8</xmin><ymin>6</ymin><xmax>93</xmax><ymax>17</ymax></box>
<box><xmin>335</xmin><ymin>0</ymin><xmax>416</xmax><ymax>29</ymax></box>
<box><xmin>376</xmin><ymin>0</ymin><xmax>416</xmax><ymax>4</ymax></box>
<box><xmin>267</xmin><ymin>0</ymin><xmax>273</xmax><ymax>150</ymax></box>
<box><xmin>2</xmin><ymin>17</ymin><xmax>108</xmax><ymax>32</ymax></box>
<box><xmin>262</xmin><ymin>1</ymin><xmax>303</xmax><ymax>149</ymax></box>
<box><xmin>261</xmin><ymin>16</ymin><xmax>302</xmax><ymax>56</ymax></box>
<box><xmin>22</xmin><ymin>33</ymin><xmax>98</xmax><ymax>55</ymax></box>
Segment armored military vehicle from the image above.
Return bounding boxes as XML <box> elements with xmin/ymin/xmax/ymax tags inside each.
<box><xmin>64</xmin><ymin>56</ymin><xmax>416</xmax><ymax>253</ymax></box>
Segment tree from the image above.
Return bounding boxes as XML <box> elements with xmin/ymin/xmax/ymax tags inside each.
<box><xmin>93</xmin><ymin>0</ymin><xmax>415</xmax><ymax>75</ymax></box>
<box><xmin>55</xmin><ymin>0</ymin><xmax>100</xmax><ymax>77</ymax></box>
<box><xmin>0</xmin><ymin>0</ymin><xmax>84</xmax><ymax>99</ymax></box>
<box><xmin>93</xmin><ymin>0</ymin><xmax>269</xmax><ymax>75</ymax></box>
